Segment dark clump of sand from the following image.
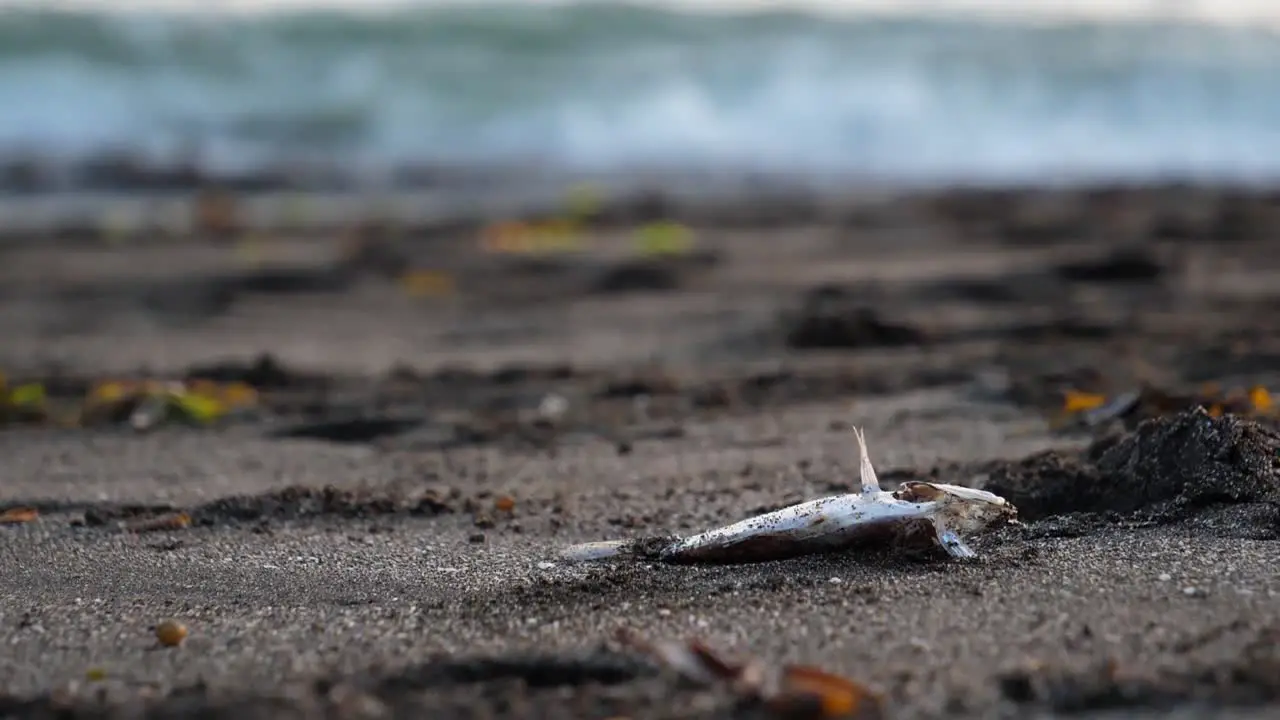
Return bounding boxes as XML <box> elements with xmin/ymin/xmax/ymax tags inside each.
<box><xmin>984</xmin><ymin>408</ymin><xmax>1280</xmax><ymax>536</ymax></box>
<box><xmin>4</xmin><ymin>182</ymin><xmax>1280</xmax><ymax>720</ymax></box>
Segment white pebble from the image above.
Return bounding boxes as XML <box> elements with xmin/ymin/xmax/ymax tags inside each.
<box><xmin>536</xmin><ymin>561</ymin><xmax>556</xmax><ymax>570</ymax></box>
<box><xmin>830</xmin><ymin>577</ymin><xmax>843</xmax><ymax>584</ymax></box>
<box><xmin>1182</xmin><ymin>586</ymin><xmax>1200</xmax><ymax>596</ymax></box>
<box><xmin>1158</xmin><ymin>573</ymin><xmax>1172</xmax><ymax>582</ymax></box>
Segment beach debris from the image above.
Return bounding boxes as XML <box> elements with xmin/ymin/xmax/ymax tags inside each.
<box><xmin>125</xmin><ymin>512</ymin><xmax>193</xmax><ymax>533</ymax></box>
<box><xmin>2</xmin><ymin>370</ymin><xmax>267</xmax><ymax>431</ymax></box>
<box><xmin>154</xmin><ymin>620</ymin><xmax>189</xmax><ymax>647</ymax></box>
<box><xmin>561</xmin><ymin>426</ymin><xmax>1016</xmax><ymax>564</ymax></box>
<box><xmin>480</xmin><ymin>218</ymin><xmax>585</xmax><ymax>254</ymax></box>
<box><xmin>0</xmin><ymin>507</ymin><xmax>39</xmax><ymax>524</ymax></box>
<box><xmin>494</xmin><ymin>494</ymin><xmax>516</xmax><ymax>513</ymax></box>
<box><xmin>1056</xmin><ymin>383</ymin><xmax>1276</xmax><ymax>430</ymax></box>
<box><xmin>633</xmin><ymin>221</ymin><xmax>695</xmax><ymax>255</ymax></box>
<box><xmin>81</xmin><ymin>378</ymin><xmax>259</xmax><ymax>430</ymax></box>
<box><xmin>0</xmin><ymin>372</ymin><xmax>49</xmax><ymax>424</ymax></box>
<box><xmin>617</xmin><ymin>628</ymin><xmax>884</xmax><ymax>719</ymax></box>
<box><xmin>398</xmin><ymin>268</ymin><xmax>456</xmax><ymax>297</ymax></box>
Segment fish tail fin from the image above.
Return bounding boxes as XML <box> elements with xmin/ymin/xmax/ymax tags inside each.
<box><xmin>559</xmin><ymin>539</ymin><xmax>635</xmax><ymax>562</ymax></box>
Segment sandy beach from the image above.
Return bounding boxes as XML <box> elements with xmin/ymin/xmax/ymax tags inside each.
<box><xmin>1</xmin><ymin>181</ymin><xmax>1279</xmax><ymax>719</ymax></box>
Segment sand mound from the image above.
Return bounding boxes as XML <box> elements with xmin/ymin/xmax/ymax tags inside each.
<box><xmin>984</xmin><ymin>408</ymin><xmax>1280</xmax><ymax>537</ymax></box>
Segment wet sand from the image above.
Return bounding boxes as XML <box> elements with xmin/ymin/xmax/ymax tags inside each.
<box><xmin>2</xmin><ymin>183</ymin><xmax>1280</xmax><ymax>719</ymax></box>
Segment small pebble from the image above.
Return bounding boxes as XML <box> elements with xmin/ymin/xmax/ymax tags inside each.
<box><xmin>830</xmin><ymin>577</ymin><xmax>843</xmax><ymax>584</ymax></box>
<box><xmin>1158</xmin><ymin>573</ymin><xmax>1172</xmax><ymax>582</ymax></box>
<box><xmin>468</xmin><ymin>532</ymin><xmax>486</xmax><ymax>544</ymax></box>
<box><xmin>1182</xmin><ymin>586</ymin><xmax>1202</xmax><ymax>597</ymax></box>
<box><xmin>536</xmin><ymin>561</ymin><xmax>556</xmax><ymax>570</ymax></box>
<box><xmin>155</xmin><ymin>620</ymin><xmax>188</xmax><ymax>647</ymax></box>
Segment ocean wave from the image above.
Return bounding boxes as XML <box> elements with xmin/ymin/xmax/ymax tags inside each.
<box><xmin>2</xmin><ymin>1</ymin><xmax>1280</xmax><ymax>184</ymax></box>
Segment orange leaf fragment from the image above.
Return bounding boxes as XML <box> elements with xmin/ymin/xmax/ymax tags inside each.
<box><xmin>1250</xmin><ymin>386</ymin><xmax>1273</xmax><ymax>413</ymax></box>
<box><xmin>494</xmin><ymin>494</ymin><xmax>516</xmax><ymax>513</ymax></box>
<box><xmin>1062</xmin><ymin>390</ymin><xmax>1107</xmax><ymax>413</ymax></box>
<box><xmin>1207</xmin><ymin>404</ymin><xmax>1224</xmax><ymax>418</ymax></box>
<box><xmin>0</xmin><ymin>507</ymin><xmax>38</xmax><ymax>524</ymax></box>
<box><xmin>399</xmin><ymin>270</ymin><xmax>455</xmax><ymax>297</ymax></box>
<box><xmin>776</xmin><ymin>665</ymin><xmax>883</xmax><ymax>719</ymax></box>
<box><xmin>127</xmin><ymin>512</ymin><xmax>192</xmax><ymax>533</ymax></box>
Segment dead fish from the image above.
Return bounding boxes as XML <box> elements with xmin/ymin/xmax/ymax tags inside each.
<box><xmin>561</xmin><ymin>426</ymin><xmax>1017</xmax><ymax>564</ymax></box>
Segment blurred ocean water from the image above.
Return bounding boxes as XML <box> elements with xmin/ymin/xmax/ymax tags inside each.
<box><xmin>2</xmin><ymin>0</ymin><xmax>1280</xmax><ymax>185</ymax></box>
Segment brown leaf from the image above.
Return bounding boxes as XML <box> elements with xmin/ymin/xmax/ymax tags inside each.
<box><xmin>773</xmin><ymin>665</ymin><xmax>885</xmax><ymax>719</ymax></box>
<box><xmin>0</xmin><ymin>507</ymin><xmax>38</xmax><ymax>524</ymax></box>
<box><xmin>617</xmin><ymin>629</ymin><xmax>883</xmax><ymax>719</ymax></box>
<box><xmin>126</xmin><ymin>512</ymin><xmax>192</xmax><ymax>533</ymax></box>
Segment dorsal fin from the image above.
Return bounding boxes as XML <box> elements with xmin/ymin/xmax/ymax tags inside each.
<box><xmin>852</xmin><ymin>426</ymin><xmax>881</xmax><ymax>494</ymax></box>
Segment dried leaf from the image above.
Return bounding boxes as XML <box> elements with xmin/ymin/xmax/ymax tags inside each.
<box><xmin>775</xmin><ymin>665</ymin><xmax>883</xmax><ymax>719</ymax></box>
<box><xmin>1251</xmin><ymin>385</ymin><xmax>1273</xmax><ymax>413</ymax></box>
<box><xmin>169</xmin><ymin>391</ymin><xmax>227</xmax><ymax>424</ymax></box>
<box><xmin>0</xmin><ymin>507</ymin><xmax>38</xmax><ymax>524</ymax></box>
<box><xmin>494</xmin><ymin>495</ymin><xmax>516</xmax><ymax>513</ymax></box>
<box><xmin>399</xmin><ymin>270</ymin><xmax>455</xmax><ymax>297</ymax></box>
<box><xmin>8</xmin><ymin>382</ymin><xmax>45</xmax><ymax>407</ymax></box>
<box><xmin>635</xmin><ymin>221</ymin><xmax>693</xmax><ymax>256</ymax></box>
<box><xmin>87</xmin><ymin>380</ymin><xmax>134</xmax><ymax>404</ymax></box>
<box><xmin>219</xmin><ymin>382</ymin><xmax>259</xmax><ymax>408</ymax></box>
<box><xmin>1062</xmin><ymin>390</ymin><xmax>1107</xmax><ymax>413</ymax></box>
<box><xmin>126</xmin><ymin>512</ymin><xmax>192</xmax><ymax>533</ymax></box>
<box><xmin>618</xmin><ymin>629</ymin><xmax>882</xmax><ymax>719</ymax></box>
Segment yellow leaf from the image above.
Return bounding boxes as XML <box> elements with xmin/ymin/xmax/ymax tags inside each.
<box><xmin>8</xmin><ymin>383</ymin><xmax>45</xmax><ymax>407</ymax></box>
<box><xmin>169</xmin><ymin>391</ymin><xmax>227</xmax><ymax>424</ymax></box>
<box><xmin>89</xmin><ymin>380</ymin><xmax>132</xmax><ymax>404</ymax></box>
<box><xmin>1062</xmin><ymin>390</ymin><xmax>1107</xmax><ymax>413</ymax></box>
<box><xmin>1250</xmin><ymin>385</ymin><xmax>1273</xmax><ymax>413</ymax></box>
<box><xmin>634</xmin><ymin>222</ymin><xmax>693</xmax><ymax>255</ymax></box>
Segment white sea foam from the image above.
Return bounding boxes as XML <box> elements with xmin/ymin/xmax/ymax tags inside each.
<box><xmin>9</xmin><ymin>0</ymin><xmax>1280</xmax><ymax>28</ymax></box>
<box><xmin>1</xmin><ymin>0</ymin><xmax>1278</xmax><ymax>184</ymax></box>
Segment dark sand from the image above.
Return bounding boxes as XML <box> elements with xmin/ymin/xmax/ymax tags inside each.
<box><xmin>2</xmin><ymin>183</ymin><xmax>1280</xmax><ymax>719</ymax></box>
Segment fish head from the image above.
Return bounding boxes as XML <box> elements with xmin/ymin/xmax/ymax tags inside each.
<box><xmin>892</xmin><ymin>481</ymin><xmax>1018</xmax><ymax>536</ymax></box>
